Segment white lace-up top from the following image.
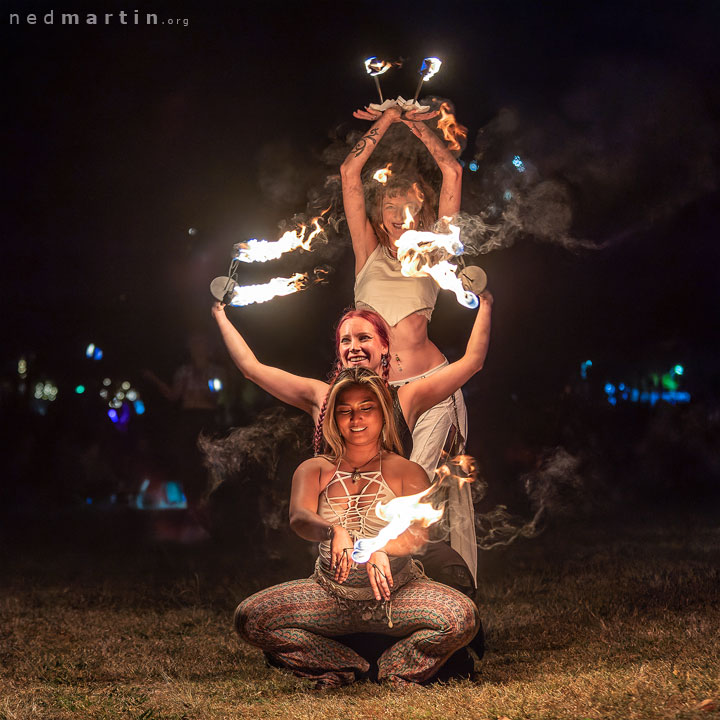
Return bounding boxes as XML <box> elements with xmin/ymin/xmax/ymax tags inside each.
<box><xmin>317</xmin><ymin>457</ymin><xmax>401</xmax><ymax>584</ymax></box>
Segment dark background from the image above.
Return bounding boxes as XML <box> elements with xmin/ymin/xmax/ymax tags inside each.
<box><xmin>2</xmin><ymin>0</ymin><xmax>719</xmax><ymax>530</ymax></box>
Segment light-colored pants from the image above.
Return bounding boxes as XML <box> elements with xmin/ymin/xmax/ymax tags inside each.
<box><xmin>390</xmin><ymin>362</ymin><xmax>477</xmax><ymax>586</ymax></box>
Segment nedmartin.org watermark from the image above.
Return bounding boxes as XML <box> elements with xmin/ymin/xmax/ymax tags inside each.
<box><xmin>8</xmin><ymin>9</ymin><xmax>189</xmax><ymax>27</ymax></box>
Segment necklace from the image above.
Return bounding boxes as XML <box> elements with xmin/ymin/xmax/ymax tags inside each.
<box><xmin>344</xmin><ymin>450</ymin><xmax>381</xmax><ymax>483</ymax></box>
<box><xmin>395</xmin><ymin>353</ymin><xmax>403</xmax><ymax>372</ymax></box>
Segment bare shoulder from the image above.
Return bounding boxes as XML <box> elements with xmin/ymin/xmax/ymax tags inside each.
<box><xmin>293</xmin><ymin>455</ymin><xmax>337</xmax><ymax>490</ymax></box>
<box><xmin>293</xmin><ymin>456</ymin><xmax>332</xmax><ymax>481</ymax></box>
<box><xmin>381</xmin><ymin>452</ymin><xmax>431</xmax><ymax>496</ymax></box>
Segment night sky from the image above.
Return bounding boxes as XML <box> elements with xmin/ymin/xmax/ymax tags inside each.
<box><xmin>4</xmin><ymin>0</ymin><xmax>720</xmax><ymax>397</ymax></box>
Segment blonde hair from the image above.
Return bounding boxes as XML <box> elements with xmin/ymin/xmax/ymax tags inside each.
<box><xmin>321</xmin><ymin>367</ymin><xmax>403</xmax><ymax>460</ymax></box>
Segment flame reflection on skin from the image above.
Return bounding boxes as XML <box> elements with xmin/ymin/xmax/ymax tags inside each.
<box><xmin>373</xmin><ymin>163</ymin><xmax>393</xmax><ymax>184</ymax></box>
<box><xmin>235</xmin><ymin>214</ymin><xmax>327</xmax><ymax>264</ymax></box>
<box><xmin>228</xmin><ymin>273</ymin><xmax>309</xmax><ymax>307</ymax></box>
<box><xmin>352</xmin><ymin>452</ymin><xmax>478</xmax><ymax>563</ymax></box>
<box><xmin>395</xmin><ymin>223</ymin><xmax>479</xmax><ymax>308</ymax></box>
<box><xmin>437</xmin><ymin>102</ymin><xmax>468</xmax><ymax>152</ymax></box>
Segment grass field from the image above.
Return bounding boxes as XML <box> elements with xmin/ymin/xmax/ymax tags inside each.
<box><xmin>1</xmin><ymin>510</ymin><xmax>718</xmax><ymax>720</ymax></box>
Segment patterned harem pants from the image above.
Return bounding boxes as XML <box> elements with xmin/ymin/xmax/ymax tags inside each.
<box><xmin>234</xmin><ymin>577</ymin><xmax>480</xmax><ymax>687</ymax></box>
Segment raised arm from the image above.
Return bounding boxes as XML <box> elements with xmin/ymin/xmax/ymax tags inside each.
<box><xmin>340</xmin><ymin>106</ymin><xmax>403</xmax><ymax>273</ymax></box>
<box><xmin>212</xmin><ymin>302</ymin><xmax>328</xmax><ymax>421</ymax></box>
<box><xmin>402</xmin><ymin>110</ymin><xmax>462</xmax><ymax>217</ymax></box>
<box><xmin>398</xmin><ymin>291</ymin><xmax>493</xmax><ymax>431</ymax></box>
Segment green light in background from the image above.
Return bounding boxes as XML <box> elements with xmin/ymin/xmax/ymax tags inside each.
<box><xmin>673</xmin><ymin>364</ymin><xmax>684</xmax><ymax>376</ymax></box>
<box><xmin>75</xmin><ymin>385</ymin><xmax>85</xmax><ymax>394</ymax></box>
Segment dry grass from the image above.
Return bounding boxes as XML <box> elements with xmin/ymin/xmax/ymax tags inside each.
<box><xmin>1</xmin><ymin>512</ymin><xmax>718</xmax><ymax>720</ymax></box>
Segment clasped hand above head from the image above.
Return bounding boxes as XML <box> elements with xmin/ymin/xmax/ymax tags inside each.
<box><xmin>352</xmin><ymin>106</ymin><xmax>439</xmax><ymax>124</ymax></box>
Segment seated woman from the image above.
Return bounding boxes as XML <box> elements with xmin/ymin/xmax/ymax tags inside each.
<box><xmin>340</xmin><ymin>104</ymin><xmax>479</xmax><ymax>584</ymax></box>
<box><xmin>234</xmin><ymin>368</ymin><xmax>480</xmax><ymax>689</ymax></box>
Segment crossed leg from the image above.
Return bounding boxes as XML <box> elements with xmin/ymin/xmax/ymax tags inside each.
<box><xmin>234</xmin><ymin>577</ymin><xmax>479</xmax><ymax>687</ymax></box>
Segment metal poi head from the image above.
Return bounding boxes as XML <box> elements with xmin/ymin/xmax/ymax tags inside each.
<box><xmin>210</xmin><ymin>276</ymin><xmax>238</xmax><ymax>305</ymax></box>
<box><xmin>459</xmin><ymin>266</ymin><xmax>487</xmax><ymax>295</ymax></box>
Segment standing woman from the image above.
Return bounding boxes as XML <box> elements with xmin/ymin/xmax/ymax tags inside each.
<box><xmin>340</xmin><ymin>104</ymin><xmax>478</xmax><ymax>584</ymax></box>
<box><xmin>234</xmin><ymin>368</ymin><xmax>480</xmax><ymax>689</ymax></box>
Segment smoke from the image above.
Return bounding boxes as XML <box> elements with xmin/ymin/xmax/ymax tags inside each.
<box><xmin>473</xmin><ymin>447</ymin><xmax>585</xmax><ymax>550</ymax></box>
<box><xmin>199</xmin><ymin>407</ymin><xmax>312</xmax><ymax>499</ymax></box>
<box><xmin>461</xmin><ymin>58</ymin><xmax>718</xmax><ymax>253</ymax></box>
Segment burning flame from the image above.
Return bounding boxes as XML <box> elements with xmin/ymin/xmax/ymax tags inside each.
<box><xmin>352</xmin><ymin>485</ymin><xmax>443</xmax><ymax>563</ymax></box>
<box><xmin>402</xmin><ymin>206</ymin><xmax>414</xmax><ymax>230</ymax></box>
<box><xmin>235</xmin><ymin>213</ymin><xmax>327</xmax><ymax>264</ymax></box>
<box><xmin>364</xmin><ymin>57</ymin><xmax>393</xmax><ymax>76</ymax></box>
<box><xmin>395</xmin><ymin>223</ymin><xmax>479</xmax><ymax>308</ymax></box>
<box><xmin>373</xmin><ymin>163</ymin><xmax>393</xmax><ymax>184</ymax></box>
<box><xmin>228</xmin><ymin>273</ymin><xmax>309</xmax><ymax>307</ymax></box>
<box><xmin>437</xmin><ymin>102</ymin><xmax>467</xmax><ymax>153</ymax></box>
<box><xmin>352</xmin><ymin>453</ymin><xmax>477</xmax><ymax>563</ymax></box>
<box><xmin>419</xmin><ymin>57</ymin><xmax>442</xmax><ymax>81</ymax></box>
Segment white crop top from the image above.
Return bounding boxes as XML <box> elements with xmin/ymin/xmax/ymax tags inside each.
<box><xmin>354</xmin><ymin>245</ymin><xmax>439</xmax><ymax>328</ymax></box>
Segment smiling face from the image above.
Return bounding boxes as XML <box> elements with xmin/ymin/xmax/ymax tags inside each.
<box><xmin>381</xmin><ymin>188</ymin><xmax>423</xmax><ymax>246</ymax></box>
<box><xmin>337</xmin><ymin>317</ymin><xmax>388</xmax><ymax>372</ymax></box>
<box><xmin>333</xmin><ymin>385</ymin><xmax>384</xmax><ymax>449</ymax></box>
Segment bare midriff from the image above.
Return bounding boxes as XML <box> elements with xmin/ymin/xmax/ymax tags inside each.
<box><xmin>386</xmin><ymin>312</ymin><xmax>445</xmax><ymax>382</ymax></box>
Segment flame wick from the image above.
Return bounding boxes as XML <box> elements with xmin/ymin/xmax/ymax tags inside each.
<box><xmin>413</xmin><ymin>57</ymin><xmax>442</xmax><ymax>102</ymax></box>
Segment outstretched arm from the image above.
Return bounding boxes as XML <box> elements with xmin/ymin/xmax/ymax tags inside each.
<box><xmin>398</xmin><ymin>291</ymin><xmax>493</xmax><ymax>430</ymax></box>
<box><xmin>212</xmin><ymin>302</ymin><xmax>328</xmax><ymax>421</ymax></box>
<box><xmin>402</xmin><ymin>110</ymin><xmax>462</xmax><ymax>217</ymax></box>
<box><xmin>340</xmin><ymin>106</ymin><xmax>403</xmax><ymax>273</ymax></box>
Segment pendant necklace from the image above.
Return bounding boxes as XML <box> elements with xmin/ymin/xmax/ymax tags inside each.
<box><xmin>347</xmin><ymin>451</ymin><xmax>381</xmax><ymax>483</ymax></box>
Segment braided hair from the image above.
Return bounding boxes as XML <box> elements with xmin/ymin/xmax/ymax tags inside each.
<box><xmin>313</xmin><ymin>308</ymin><xmax>392</xmax><ymax>456</ymax></box>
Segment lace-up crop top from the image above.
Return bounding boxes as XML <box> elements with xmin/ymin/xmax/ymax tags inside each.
<box><xmin>317</xmin><ymin>457</ymin><xmax>408</xmax><ymax>585</ymax></box>
<box><xmin>354</xmin><ymin>245</ymin><xmax>440</xmax><ymax>327</ymax></box>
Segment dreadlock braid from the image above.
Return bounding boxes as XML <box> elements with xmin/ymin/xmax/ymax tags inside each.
<box><xmin>313</xmin><ymin>360</ymin><xmax>342</xmax><ymax>456</ymax></box>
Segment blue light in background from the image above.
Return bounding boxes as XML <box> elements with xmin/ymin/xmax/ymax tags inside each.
<box><xmin>134</xmin><ymin>400</ymin><xmax>146</xmax><ymax>415</ymax></box>
<box><xmin>503</xmin><ymin>190</ymin><xmax>513</xmax><ymax>201</ymax></box>
<box><xmin>604</xmin><ymin>383</ymin><xmax>616</xmax><ymax>395</ymax></box>
<box><xmin>468</xmin><ymin>161</ymin><xmax>478</xmax><ymax>172</ymax></box>
<box><xmin>108</xmin><ymin>408</ymin><xmax>118</xmax><ymax>423</ymax></box>
<box><xmin>512</xmin><ymin>155</ymin><xmax>526</xmax><ymax>172</ymax></box>
<box><xmin>580</xmin><ymin>360</ymin><xmax>593</xmax><ymax>379</ymax></box>
<box><xmin>673</xmin><ymin>364</ymin><xmax>684</xmax><ymax>376</ymax></box>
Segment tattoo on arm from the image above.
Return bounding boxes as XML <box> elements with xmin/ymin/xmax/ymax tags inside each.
<box><xmin>351</xmin><ymin>128</ymin><xmax>379</xmax><ymax>158</ymax></box>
